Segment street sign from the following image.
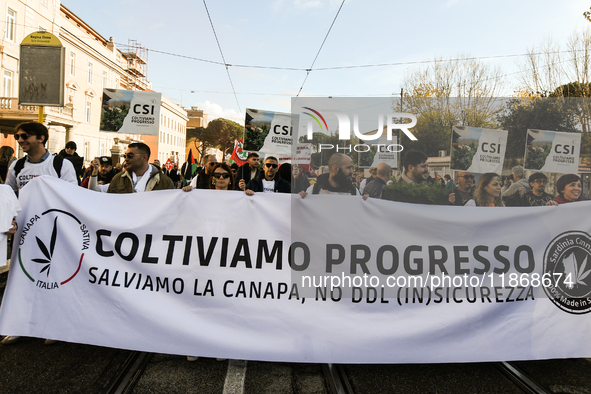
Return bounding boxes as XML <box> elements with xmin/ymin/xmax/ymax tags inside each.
<box><xmin>18</xmin><ymin>31</ymin><xmax>65</xmax><ymax>106</ymax></box>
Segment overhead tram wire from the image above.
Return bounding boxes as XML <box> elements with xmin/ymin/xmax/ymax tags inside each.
<box><xmin>295</xmin><ymin>0</ymin><xmax>346</xmax><ymax>99</ymax></box>
<box><xmin>202</xmin><ymin>0</ymin><xmax>241</xmax><ymax>113</ymax></box>
<box><xmin>6</xmin><ymin>19</ymin><xmax>587</xmax><ymax>74</ymax></box>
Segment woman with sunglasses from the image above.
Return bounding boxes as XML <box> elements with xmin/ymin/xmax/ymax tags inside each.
<box><xmin>547</xmin><ymin>174</ymin><xmax>583</xmax><ymax>205</ymax></box>
<box><xmin>182</xmin><ymin>163</ymin><xmax>235</xmax><ymax>192</ymax></box>
<box><xmin>209</xmin><ymin>163</ymin><xmax>235</xmax><ymax>190</ymax></box>
<box><xmin>465</xmin><ymin>173</ymin><xmax>504</xmax><ymax>207</ymax></box>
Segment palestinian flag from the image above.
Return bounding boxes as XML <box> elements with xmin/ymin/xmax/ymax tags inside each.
<box><xmin>231</xmin><ymin>139</ymin><xmax>247</xmax><ymax>166</ymax></box>
<box><xmin>182</xmin><ymin>149</ymin><xmax>198</xmax><ymax>185</ymax></box>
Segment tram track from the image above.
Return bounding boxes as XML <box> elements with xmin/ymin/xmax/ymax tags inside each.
<box><xmin>495</xmin><ymin>361</ymin><xmax>551</xmax><ymax>394</ymax></box>
<box><xmin>101</xmin><ymin>351</ymin><xmax>153</xmax><ymax>394</ymax></box>
<box><xmin>323</xmin><ymin>363</ymin><xmax>354</xmax><ymax>394</ymax></box>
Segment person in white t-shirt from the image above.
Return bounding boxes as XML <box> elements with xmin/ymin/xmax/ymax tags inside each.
<box><xmin>2</xmin><ymin>122</ymin><xmax>76</xmax><ymax>346</ymax></box>
<box><xmin>244</xmin><ymin>156</ymin><xmax>290</xmax><ymax>195</ymax></box>
<box><xmin>5</xmin><ymin>122</ymin><xmax>77</xmax><ymax>194</ymax></box>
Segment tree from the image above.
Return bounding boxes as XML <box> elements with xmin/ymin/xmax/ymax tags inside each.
<box><xmin>186</xmin><ymin>126</ymin><xmax>209</xmax><ymax>162</ymax></box>
<box><xmin>497</xmin><ymin>98</ymin><xmax>580</xmax><ymax>158</ymax></box>
<box><xmin>549</xmin><ymin>83</ymin><xmax>591</xmax><ymax>153</ymax></box>
<box><xmin>517</xmin><ymin>30</ymin><xmax>591</xmax><ymax>97</ymax></box>
<box><xmin>206</xmin><ymin>118</ymin><xmax>244</xmax><ymax>159</ymax></box>
<box><xmin>186</xmin><ymin>118</ymin><xmax>244</xmax><ymax>163</ymax></box>
<box><xmin>402</xmin><ymin>55</ymin><xmax>504</xmax><ymax>157</ymax></box>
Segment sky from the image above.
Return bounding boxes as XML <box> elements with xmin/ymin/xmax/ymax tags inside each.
<box><xmin>61</xmin><ymin>0</ymin><xmax>591</xmax><ymax>124</ymax></box>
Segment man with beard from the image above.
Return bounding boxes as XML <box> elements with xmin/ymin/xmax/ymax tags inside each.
<box><xmin>107</xmin><ymin>143</ymin><xmax>174</xmax><ymax>193</ymax></box>
<box><xmin>506</xmin><ymin>172</ymin><xmax>554</xmax><ymax>207</ymax></box>
<box><xmin>189</xmin><ymin>154</ymin><xmax>218</xmax><ymax>190</ymax></box>
<box><xmin>397</xmin><ymin>150</ymin><xmax>428</xmax><ymax>184</ymax></box>
<box><xmin>300</xmin><ymin>153</ymin><xmax>359</xmax><ymax>197</ymax></box>
<box><xmin>84</xmin><ymin>156</ymin><xmax>118</xmax><ymax>192</ymax></box>
<box><xmin>6</xmin><ymin>122</ymin><xmax>77</xmax><ymax>194</ymax></box>
<box><xmin>245</xmin><ymin>156</ymin><xmax>290</xmax><ymax>194</ymax></box>
<box><xmin>448</xmin><ymin>171</ymin><xmax>474</xmax><ymax>206</ymax></box>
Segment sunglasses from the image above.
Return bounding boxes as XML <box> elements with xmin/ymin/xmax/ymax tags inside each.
<box><xmin>459</xmin><ymin>175</ymin><xmax>474</xmax><ymax>179</ymax></box>
<box><xmin>15</xmin><ymin>133</ymin><xmax>30</xmax><ymax>140</ymax></box>
<box><xmin>122</xmin><ymin>153</ymin><xmax>144</xmax><ymax>159</ymax></box>
<box><xmin>265</xmin><ymin>163</ymin><xmax>278</xmax><ymax>168</ymax></box>
<box><xmin>212</xmin><ymin>172</ymin><xmax>231</xmax><ymax>179</ymax></box>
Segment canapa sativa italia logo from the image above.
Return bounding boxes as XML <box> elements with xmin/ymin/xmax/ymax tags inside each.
<box><xmin>18</xmin><ymin>209</ymin><xmax>89</xmax><ymax>290</ymax></box>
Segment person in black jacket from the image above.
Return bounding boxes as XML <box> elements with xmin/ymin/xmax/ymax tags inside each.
<box><xmin>245</xmin><ymin>156</ymin><xmax>290</xmax><ymax>194</ymax></box>
<box><xmin>236</xmin><ymin>152</ymin><xmax>260</xmax><ymax>190</ymax></box>
<box><xmin>58</xmin><ymin>141</ymin><xmax>85</xmax><ymax>184</ymax></box>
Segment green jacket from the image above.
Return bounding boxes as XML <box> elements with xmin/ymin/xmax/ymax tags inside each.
<box><xmin>107</xmin><ymin>165</ymin><xmax>174</xmax><ymax>193</ymax></box>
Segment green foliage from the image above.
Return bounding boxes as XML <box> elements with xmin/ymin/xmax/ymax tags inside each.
<box><xmin>400</xmin><ymin>97</ymin><xmax>500</xmax><ymax>157</ymax></box>
<box><xmin>186</xmin><ymin>119</ymin><xmax>244</xmax><ymax>163</ymax></box>
<box><xmin>524</xmin><ymin>145</ymin><xmax>551</xmax><ymax>170</ymax></box>
<box><xmin>497</xmin><ymin>98</ymin><xmax>580</xmax><ymax>158</ymax></box>
<box><xmin>100</xmin><ymin>106</ymin><xmax>129</xmax><ymax>131</ymax></box>
<box><xmin>206</xmin><ymin>118</ymin><xmax>244</xmax><ymax>158</ymax></box>
<box><xmin>450</xmin><ymin>142</ymin><xmax>477</xmax><ymax>170</ymax></box>
<box><xmin>381</xmin><ymin>180</ymin><xmax>448</xmax><ymax>204</ymax></box>
<box><xmin>243</xmin><ymin>124</ymin><xmax>269</xmax><ymax>151</ymax></box>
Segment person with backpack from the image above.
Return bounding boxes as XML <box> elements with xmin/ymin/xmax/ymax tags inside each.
<box><xmin>2</xmin><ymin>122</ymin><xmax>77</xmax><ymax>346</ymax></box>
<box><xmin>5</xmin><ymin>122</ymin><xmax>77</xmax><ymax>194</ymax></box>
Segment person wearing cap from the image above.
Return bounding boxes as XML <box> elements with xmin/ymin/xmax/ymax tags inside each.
<box><xmin>84</xmin><ymin>156</ymin><xmax>117</xmax><ymax>192</ymax></box>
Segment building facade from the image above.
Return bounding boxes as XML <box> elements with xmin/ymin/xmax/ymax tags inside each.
<box><xmin>0</xmin><ymin>1</ymin><xmax>187</xmax><ymax>167</ymax></box>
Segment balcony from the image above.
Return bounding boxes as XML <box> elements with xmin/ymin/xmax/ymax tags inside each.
<box><xmin>0</xmin><ymin>97</ymin><xmax>75</xmax><ymax>129</ymax></box>
<box><xmin>0</xmin><ymin>97</ymin><xmax>37</xmax><ymax>112</ymax></box>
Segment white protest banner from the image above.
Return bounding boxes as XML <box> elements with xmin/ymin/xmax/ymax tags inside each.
<box><xmin>525</xmin><ymin>129</ymin><xmax>581</xmax><ymax>173</ymax></box>
<box><xmin>450</xmin><ymin>126</ymin><xmax>508</xmax><ymax>173</ymax></box>
<box><xmin>243</xmin><ymin>108</ymin><xmax>293</xmax><ymax>156</ymax></box>
<box><xmin>1</xmin><ymin>176</ymin><xmax>591</xmax><ymax>363</ymax></box>
<box><xmin>100</xmin><ymin>89</ymin><xmax>162</xmax><ymax>135</ymax></box>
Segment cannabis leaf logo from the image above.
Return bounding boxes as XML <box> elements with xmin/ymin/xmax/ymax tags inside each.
<box><xmin>562</xmin><ymin>252</ymin><xmax>591</xmax><ymax>290</ymax></box>
<box><xmin>32</xmin><ymin>217</ymin><xmax>57</xmax><ymax>277</ymax></box>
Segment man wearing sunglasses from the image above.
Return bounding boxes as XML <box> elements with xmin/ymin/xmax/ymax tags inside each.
<box><xmin>5</xmin><ymin>122</ymin><xmax>77</xmax><ymax>193</ymax></box>
<box><xmin>245</xmin><ymin>156</ymin><xmax>290</xmax><ymax>194</ymax></box>
<box><xmin>448</xmin><ymin>171</ymin><xmax>474</xmax><ymax>206</ymax></box>
<box><xmin>188</xmin><ymin>154</ymin><xmax>218</xmax><ymax>190</ymax></box>
<box><xmin>505</xmin><ymin>172</ymin><xmax>554</xmax><ymax>207</ymax></box>
<box><xmin>107</xmin><ymin>143</ymin><xmax>174</xmax><ymax>193</ymax></box>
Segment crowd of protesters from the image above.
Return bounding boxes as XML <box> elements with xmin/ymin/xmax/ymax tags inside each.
<box><xmin>0</xmin><ymin>121</ymin><xmax>588</xmax><ymax>349</ymax></box>
<box><xmin>1</xmin><ymin>122</ymin><xmax>587</xmax><ymax>205</ymax></box>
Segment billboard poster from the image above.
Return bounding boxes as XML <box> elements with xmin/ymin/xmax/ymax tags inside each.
<box><xmin>450</xmin><ymin>126</ymin><xmax>508</xmax><ymax>173</ymax></box>
<box><xmin>243</xmin><ymin>108</ymin><xmax>294</xmax><ymax>156</ymax></box>
<box><xmin>524</xmin><ymin>129</ymin><xmax>581</xmax><ymax>173</ymax></box>
<box><xmin>100</xmin><ymin>89</ymin><xmax>162</xmax><ymax>135</ymax></box>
